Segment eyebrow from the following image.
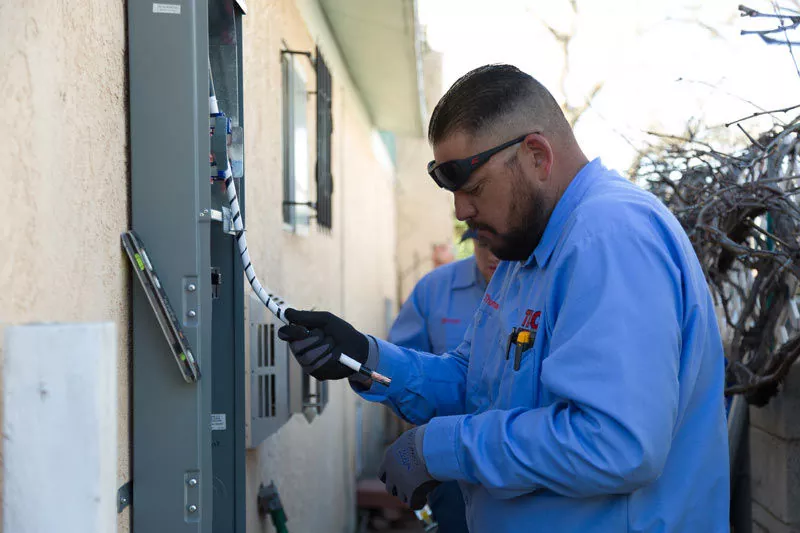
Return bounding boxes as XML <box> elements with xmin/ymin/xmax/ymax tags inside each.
<box><xmin>462</xmin><ymin>175</ymin><xmax>485</xmax><ymax>193</ymax></box>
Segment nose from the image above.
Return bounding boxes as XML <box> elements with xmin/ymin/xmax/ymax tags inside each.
<box><xmin>453</xmin><ymin>191</ymin><xmax>477</xmax><ymax>221</ymax></box>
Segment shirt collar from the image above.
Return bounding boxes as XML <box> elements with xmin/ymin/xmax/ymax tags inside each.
<box><xmin>452</xmin><ymin>256</ymin><xmax>485</xmax><ymax>290</ymax></box>
<box><xmin>525</xmin><ymin>157</ymin><xmax>604</xmax><ymax>269</ymax></box>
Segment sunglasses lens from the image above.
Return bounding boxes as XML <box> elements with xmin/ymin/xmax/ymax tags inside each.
<box><xmin>429</xmin><ymin>162</ymin><xmax>465</xmax><ymax>192</ymax></box>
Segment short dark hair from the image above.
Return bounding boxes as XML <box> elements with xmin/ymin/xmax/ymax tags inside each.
<box><xmin>427</xmin><ymin>64</ymin><xmax>565</xmax><ymax>145</ymax></box>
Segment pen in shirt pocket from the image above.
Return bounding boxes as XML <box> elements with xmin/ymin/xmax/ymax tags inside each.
<box><xmin>505</xmin><ymin>327</ymin><xmax>519</xmax><ymax>360</ymax></box>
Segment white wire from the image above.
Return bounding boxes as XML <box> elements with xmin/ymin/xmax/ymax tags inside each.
<box><xmin>210</xmin><ymin>94</ymin><xmax>363</xmax><ymax>374</ymax></box>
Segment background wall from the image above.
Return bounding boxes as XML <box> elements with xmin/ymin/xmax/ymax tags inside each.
<box><xmin>0</xmin><ymin>1</ymin><xmax>130</xmax><ymax>531</ymax></box>
<box><xmin>0</xmin><ymin>1</ymin><xmax>411</xmax><ymax>532</ymax></box>
<box><xmin>394</xmin><ymin>45</ymin><xmax>453</xmax><ymax>304</ymax></box>
<box><xmin>243</xmin><ymin>1</ymin><xmax>397</xmax><ymax>531</ymax></box>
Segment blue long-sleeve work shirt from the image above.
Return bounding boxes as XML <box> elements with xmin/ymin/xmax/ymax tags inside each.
<box><xmin>360</xmin><ymin>159</ymin><xmax>729</xmax><ymax>532</ymax></box>
<box><xmin>389</xmin><ymin>256</ymin><xmax>486</xmax><ymax>354</ymax></box>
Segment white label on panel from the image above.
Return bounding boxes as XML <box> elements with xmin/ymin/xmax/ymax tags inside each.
<box><xmin>210</xmin><ymin>413</ymin><xmax>227</xmax><ymax>431</ymax></box>
<box><xmin>153</xmin><ymin>3</ymin><xmax>181</xmax><ymax>15</ymax></box>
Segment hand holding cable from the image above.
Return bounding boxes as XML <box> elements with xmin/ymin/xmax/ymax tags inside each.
<box><xmin>209</xmin><ymin>64</ymin><xmax>389</xmax><ymax>387</ymax></box>
<box><xmin>278</xmin><ymin>309</ymin><xmax>390</xmax><ymax>385</ymax></box>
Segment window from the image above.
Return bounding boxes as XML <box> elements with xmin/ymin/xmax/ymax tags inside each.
<box><xmin>282</xmin><ymin>53</ymin><xmax>311</xmax><ymax>234</ymax></box>
<box><xmin>282</xmin><ymin>48</ymin><xmax>334</xmax><ymax>234</ymax></box>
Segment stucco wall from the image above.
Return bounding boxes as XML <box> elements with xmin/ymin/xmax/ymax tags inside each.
<box><xmin>1</xmin><ymin>1</ymin><xmax>398</xmax><ymax>532</ymax></box>
<box><xmin>0</xmin><ymin>1</ymin><xmax>130</xmax><ymax>531</ymax></box>
<box><xmin>242</xmin><ymin>1</ymin><xmax>397</xmax><ymax>532</ymax></box>
<box><xmin>395</xmin><ymin>48</ymin><xmax>453</xmax><ymax>304</ymax></box>
<box><xmin>395</xmin><ymin>135</ymin><xmax>453</xmax><ymax>303</ymax></box>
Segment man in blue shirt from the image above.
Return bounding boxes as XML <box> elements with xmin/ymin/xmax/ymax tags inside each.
<box><xmin>390</xmin><ymin>230</ymin><xmax>498</xmax><ymax>355</ymax></box>
<box><xmin>279</xmin><ymin>64</ymin><xmax>729</xmax><ymax>532</ymax></box>
<box><xmin>389</xmin><ymin>229</ymin><xmax>498</xmax><ymax>532</ymax></box>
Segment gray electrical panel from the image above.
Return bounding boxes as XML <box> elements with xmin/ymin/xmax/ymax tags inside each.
<box><xmin>128</xmin><ymin>1</ymin><xmax>246</xmax><ymax>532</ymax></box>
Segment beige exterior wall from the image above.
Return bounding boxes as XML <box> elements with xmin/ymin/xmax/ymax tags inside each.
<box><xmin>242</xmin><ymin>2</ymin><xmax>397</xmax><ymax>531</ymax></box>
<box><xmin>395</xmin><ymin>47</ymin><xmax>453</xmax><ymax>304</ymax></box>
<box><xmin>0</xmin><ymin>1</ymin><xmax>130</xmax><ymax>531</ymax></box>
<box><xmin>1</xmin><ymin>1</ymin><xmax>400</xmax><ymax>532</ymax></box>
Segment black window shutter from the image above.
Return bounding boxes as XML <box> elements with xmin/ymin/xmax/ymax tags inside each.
<box><xmin>315</xmin><ymin>47</ymin><xmax>333</xmax><ymax>230</ymax></box>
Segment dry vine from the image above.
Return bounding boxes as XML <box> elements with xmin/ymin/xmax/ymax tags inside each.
<box><xmin>630</xmin><ymin>3</ymin><xmax>800</xmax><ymax>407</ymax></box>
<box><xmin>632</xmin><ymin>115</ymin><xmax>800</xmax><ymax>406</ymax></box>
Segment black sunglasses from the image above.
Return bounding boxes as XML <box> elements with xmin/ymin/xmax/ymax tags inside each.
<box><xmin>427</xmin><ymin>132</ymin><xmax>537</xmax><ymax>192</ymax></box>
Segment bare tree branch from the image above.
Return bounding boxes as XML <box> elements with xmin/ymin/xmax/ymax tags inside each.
<box><xmin>634</xmin><ymin>113</ymin><xmax>800</xmax><ymax>406</ymax></box>
<box><xmin>739</xmin><ymin>3</ymin><xmax>800</xmax><ymax>78</ymax></box>
<box><xmin>540</xmin><ymin>0</ymin><xmax>604</xmax><ymax>128</ymax></box>
<box><xmin>724</xmin><ymin>102</ymin><xmax>800</xmax><ymax>127</ymax></box>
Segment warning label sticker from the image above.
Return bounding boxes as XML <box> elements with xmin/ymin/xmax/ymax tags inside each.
<box><xmin>153</xmin><ymin>3</ymin><xmax>181</xmax><ymax>15</ymax></box>
<box><xmin>210</xmin><ymin>413</ymin><xmax>227</xmax><ymax>431</ymax></box>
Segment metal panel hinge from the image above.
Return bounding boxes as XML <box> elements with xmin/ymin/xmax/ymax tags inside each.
<box><xmin>118</xmin><ymin>481</ymin><xmax>133</xmax><ymax>513</ymax></box>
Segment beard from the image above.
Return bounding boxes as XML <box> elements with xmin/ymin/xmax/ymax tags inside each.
<box><xmin>469</xmin><ymin>170</ymin><xmax>553</xmax><ymax>262</ymax></box>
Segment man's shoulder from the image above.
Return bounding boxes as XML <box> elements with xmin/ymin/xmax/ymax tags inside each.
<box><xmin>406</xmin><ymin>256</ymin><xmax>476</xmax><ymax>312</ymax></box>
<box><xmin>417</xmin><ymin>256</ymin><xmax>476</xmax><ymax>288</ymax></box>
<box><xmin>567</xmin><ymin>170</ymin><xmax>681</xmax><ymax>246</ymax></box>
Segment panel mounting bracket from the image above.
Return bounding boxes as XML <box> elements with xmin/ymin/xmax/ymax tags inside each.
<box><xmin>118</xmin><ymin>481</ymin><xmax>133</xmax><ymax>513</ymax></box>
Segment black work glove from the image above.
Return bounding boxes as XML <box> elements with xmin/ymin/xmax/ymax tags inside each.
<box><xmin>277</xmin><ymin>309</ymin><xmax>369</xmax><ymax>381</ymax></box>
<box><xmin>379</xmin><ymin>426</ymin><xmax>441</xmax><ymax>510</ymax></box>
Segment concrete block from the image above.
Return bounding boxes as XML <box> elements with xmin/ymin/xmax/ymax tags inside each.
<box><xmin>750</xmin><ymin>426</ymin><xmax>800</xmax><ymax>525</ymax></box>
<box><xmin>753</xmin><ymin>500</ymin><xmax>800</xmax><ymax>533</ymax></box>
<box><xmin>750</xmin><ymin>362</ymin><xmax>800</xmax><ymax>440</ymax></box>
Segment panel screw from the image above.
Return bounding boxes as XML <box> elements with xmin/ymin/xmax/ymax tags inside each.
<box><xmin>188</xmin><ymin>504</ymin><xmax>198</xmax><ymax>513</ymax></box>
<box><xmin>187</xmin><ymin>284</ymin><xmax>197</xmax><ymax>292</ymax></box>
<box><xmin>188</xmin><ymin>478</ymin><xmax>198</xmax><ymax>487</ymax></box>
<box><xmin>120</xmin><ymin>496</ymin><xmax>128</xmax><ymax>505</ymax></box>
<box><xmin>187</xmin><ymin>310</ymin><xmax>197</xmax><ymax>318</ymax></box>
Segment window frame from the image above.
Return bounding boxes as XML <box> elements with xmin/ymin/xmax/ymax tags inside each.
<box><xmin>282</xmin><ymin>52</ymin><xmax>312</xmax><ymax>235</ymax></box>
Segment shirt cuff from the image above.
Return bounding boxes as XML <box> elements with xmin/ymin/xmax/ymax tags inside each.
<box><xmin>349</xmin><ymin>337</ymin><xmax>412</xmax><ymax>402</ymax></box>
<box><xmin>422</xmin><ymin>414</ymin><xmax>465</xmax><ymax>482</ymax></box>
<box><xmin>348</xmin><ymin>335</ymin><xmax>380</xmax><ymax>387</ymax></box>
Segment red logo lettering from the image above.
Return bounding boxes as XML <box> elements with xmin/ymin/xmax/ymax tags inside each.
<box><xmin>521</xmin><ymin>309</ymin><xmax>542</xmax><ymax>330</ymax></box>
<box><xmin>522</xmin><ymin>310</ymin><xmax>533</xmax><ymax>328</ymax></box>
<box><xmin>441</xmin><ymin>318</ymin><xmax>461</xmax><ymax>325</ymax></box>
<box><xmin>483</xmin><ymin>294</ymin><xmax>500</xmax><ymax>310</ymax></box>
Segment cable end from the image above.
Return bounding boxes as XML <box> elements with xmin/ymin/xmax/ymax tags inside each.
<box><xmin>369</xmin><ymin>370</ymin><xmax>391</xmax><ymax>386</ymax></box>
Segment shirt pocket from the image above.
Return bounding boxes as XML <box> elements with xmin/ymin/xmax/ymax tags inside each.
<box><xmin>494</xmin><ymin>326</ymin><xmax>545</xmax><ymax>410</ymax></box>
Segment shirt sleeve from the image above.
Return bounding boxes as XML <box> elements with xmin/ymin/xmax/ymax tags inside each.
<box><xmin>387</xmin><ymin>284</ymin><xmax>434</xmax><ymax>352</ymax></box>
<box><xmin>355</xmin><ymin>319</ymin><xmax>474</xmax><ymax>424</ymax></box>
<box><xmin>422</xmin><ymin>225</ymin><xmax>683</xmax><ymax>499</ymax></box>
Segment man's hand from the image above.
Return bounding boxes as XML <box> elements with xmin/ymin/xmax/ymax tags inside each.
<box><xmin>277</xmin><ymin>309</ymin><xmax>370</xmax><ymax>381</ymax></box>
<box><xmin>379</xmin><ymin>426</ymin><xmax>441</xmax><ymax>510</ymax></box>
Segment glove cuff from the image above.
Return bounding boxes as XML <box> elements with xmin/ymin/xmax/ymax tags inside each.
<box><xmin>348</xmin><ymin>335</ymin><xmax>380</xmax><ymax>387</ymax></box>
<box><xmin>413</xmin><ymin>425</ymin><xmax>429</xmax><ymax>471</ymax></box>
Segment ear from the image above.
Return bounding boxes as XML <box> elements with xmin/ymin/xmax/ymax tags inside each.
<box><xmin>520</xmin><ymin>133</ymin><xmax>554</xmax><ymax>182</ymax></box>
